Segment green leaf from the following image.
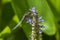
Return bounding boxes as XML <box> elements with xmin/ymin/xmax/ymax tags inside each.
<box><xmin>0</xmin><ymin>26</ymin><xmax>11</xmax><ymax>35</ymax></box>
<box><xmin>2</xmin><ymin>0</ymin><xmax>11</xmax><ymax>4</ymax></box>
<box><xmin>0</xmin><ymin>2</ymin><xmax>15</xmax><ymax>32</ymax></box>
<box><xmin>38</xmin><ymin>0</ymin><xmax>56</xmax><ymax>35</ymax></box>
<box><xmin>11</xmin><ymin>0</ymin><xmax>31</xmax><ymax>38</ymax></box>
<box><xmin>47</xmin><ymin>0</ymin><xmax>60</xmax><ymax>20</ymax></box>
<box><xmin>11</xmin><ymin>0</ymin><xmax>56</xmax><ymax>38</ymax></box>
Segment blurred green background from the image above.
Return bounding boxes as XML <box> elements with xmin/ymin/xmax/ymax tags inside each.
<box><xmin>0</xmin><ymin>0</ymin><xmax>60</xmax><ymax>40</ymax></box>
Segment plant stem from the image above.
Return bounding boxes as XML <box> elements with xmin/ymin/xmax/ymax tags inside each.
<box><xmin>32</xmin><ymin>13</ymin><xmax>39</xmax><ymax>40</ymax></box>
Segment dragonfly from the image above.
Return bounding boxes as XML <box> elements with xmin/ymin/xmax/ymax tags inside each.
<box><xmin>12</xmin><ymin>7</ymin><xmax>45</xmax><ymax>34</ymax></box>
<box><xmin>12</xmin><ymin>11</ymin><xmax>31</xmax><ymax>30</ymax></box>
<box><xmin>12</xmin><ymin>7</ymin><xmax>45</xmax><ymax>40</ymax></box>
